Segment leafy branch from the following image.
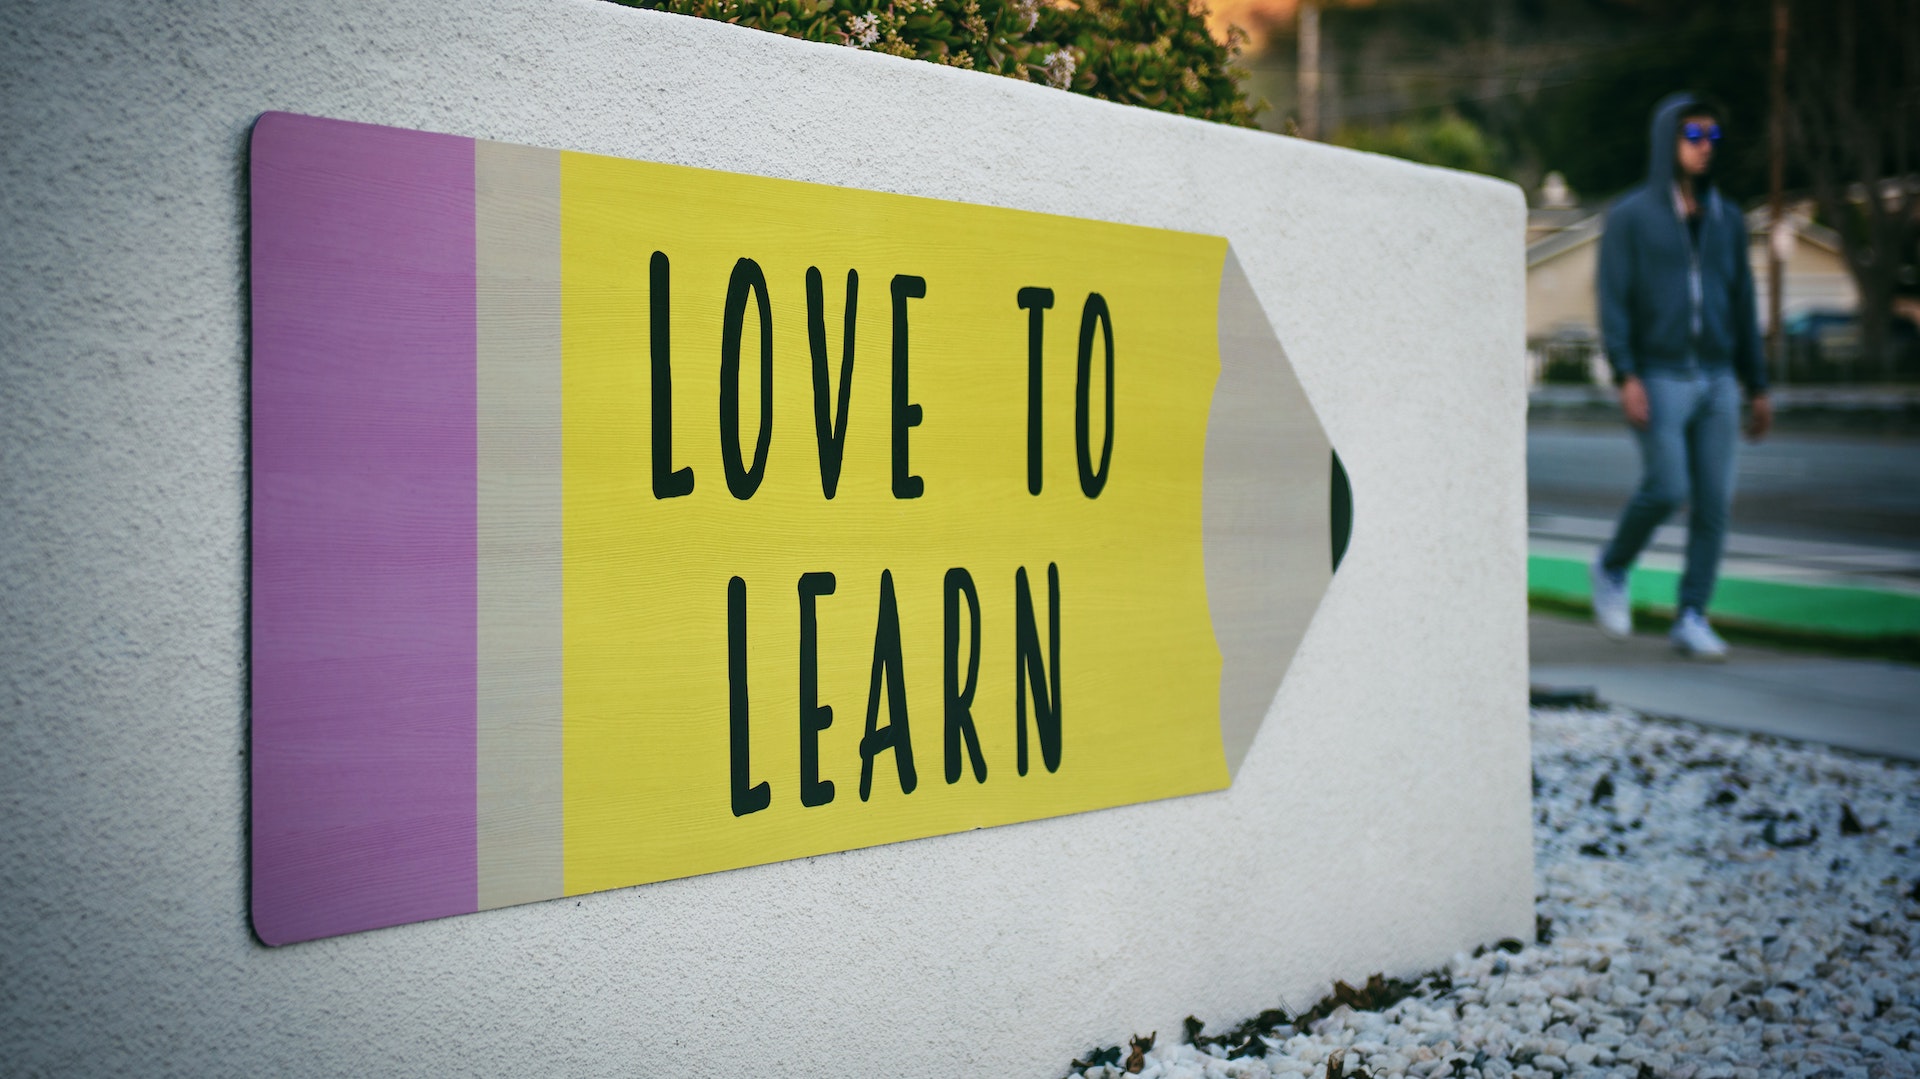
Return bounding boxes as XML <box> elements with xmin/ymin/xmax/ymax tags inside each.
<box><xmin>611</xmin><ymin>0</ymin><xmax>1261</xmax><ymax>127</ymax></box>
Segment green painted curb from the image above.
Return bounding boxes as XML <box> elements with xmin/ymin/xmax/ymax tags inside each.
<box><xmin>1529</xmin><ymin>553</ymin><xmax>1920</xmax><ymax>639</ymax></box>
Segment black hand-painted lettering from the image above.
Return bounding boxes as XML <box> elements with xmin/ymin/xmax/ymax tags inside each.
<box><xmin>807</xmin><ymin>267</ymin><xmax>859</xmax><ymax>500</ymax></box>
<box><xmin>1075</xmin><ymin>293</ymin><xmax>1113</xmax><ymax>498</ymax></box>
<box><xmin>728</xmin><ymin>576</ymin><xmax>771</xmax><ymax>816</ymax></box>
<box><xmin>890</xmin><ymin>275</ymin><xmax>926</xmax><ymax>500</ymax></box>
<box><xmin>859</xmin><ymin>569</ymin><xmax>919</xmax><ymax>799</ymax></box>
<box><xmin>651</xmin><ymin>251</ymin><xmax>694</xmax><ymax>498</ymax></box>
<box><xmin>943</xmin><ymin>567</ymin><xmax>987</xmax><ymax>785</ymax></box>
<box><xmin>798</xmin><ymin>571</ymin><xmax>837</xmax><ymax>807</ymax></box>
<box><xmin>1016</xmin><ymin>287</ymin><xmax>1054</xmax><ymax>496</ymax></box>
<box><xmin>721</xmin><ymin>257</ymin><xmax>774</xmax><ymax>500</ymax></box>
<box><xmin>1014</xmin><ymin>563</ymin><xmax>1061</xmax><ymax>775</ymax></box>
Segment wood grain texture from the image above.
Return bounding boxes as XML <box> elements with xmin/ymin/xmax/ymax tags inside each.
<box><xmin>250</xmin><ymin>113</ymin><xmax>1342</xmax><ymax>942</ymax></box>
<box><xmin>249</xmin><ymin>112</ymin><xmax>478</xmax><ymax>945</ymax></box>
<box><xmin>553</xmin><ymin>148</ymin><xmax>1230</xmax><ymax>897</ymax></box>
<box><xmin>475</xmin><ymin>140</ymin><xmax>564</xmax><ymax>910</ymax></box>
<box><xmin>1205</xmin><ymin>247</ymin><xmax>1334</xmax><ymax>778</ymax></box>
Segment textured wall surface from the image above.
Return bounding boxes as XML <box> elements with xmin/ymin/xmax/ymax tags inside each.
<box><xmin>0</xmin><ymin>1</ymin><xmax>1531</xmax><ymax>1074</ymax></box>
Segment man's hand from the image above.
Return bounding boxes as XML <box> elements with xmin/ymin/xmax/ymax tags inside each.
<box><xmin>1745</xmin><ymin>393</ymin><xmax>1773</xmax><ymax>442</ymax></box>
<box><xmin>1619</xmin><ymin>376</ymin><xmax>1649</xmax><ymax>430</ymax></box>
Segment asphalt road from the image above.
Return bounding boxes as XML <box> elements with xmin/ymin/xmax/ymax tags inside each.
<box><xmin>1528</xmin><ymin>422</ymin><xmax>1920</xmax><ymax>551</ymax></box>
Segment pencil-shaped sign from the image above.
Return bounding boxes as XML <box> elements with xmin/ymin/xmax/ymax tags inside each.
<box><xmin>250</xmin><ymin>111</ymin><xmax>1347</xmax><ymax>945</ymax></box>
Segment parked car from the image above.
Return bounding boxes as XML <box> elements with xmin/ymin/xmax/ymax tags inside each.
<box><xmin>1785</xmin><ymin>309</ymin><xmax>1920</xmax><ymax>382</ymax></box>
<box><xmin>1530</xmin><ymin>325</ymin><xmax>1605</xmax><ymax>385</ymax></box>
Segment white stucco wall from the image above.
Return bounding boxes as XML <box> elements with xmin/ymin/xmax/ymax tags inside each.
<box><xmin>0</xmin><ymin>2</ymin><xmax>1532</xmax><ymax>1075</ymax></box>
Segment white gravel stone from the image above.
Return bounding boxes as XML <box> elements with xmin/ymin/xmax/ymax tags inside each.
<box><xmin>1071</xmin><ymin>706</ymin><xmax>1920</xmax><ymax>1079</ymax></box>
<box><xmin>1564</xmin><ymin>1043</ymin><xmax>1600</xmax><ymax>1067</ymax></box>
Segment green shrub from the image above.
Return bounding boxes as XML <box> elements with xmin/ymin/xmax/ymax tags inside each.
<box><xmin>1329</xmin><ymin>112</ymin><xmax>1500</xmax><ymax>177</ymax></box>
<box><xmin>610</xmin><ymin>0</ymin><xmax>1259</xmax><ymax>127</ymax></box>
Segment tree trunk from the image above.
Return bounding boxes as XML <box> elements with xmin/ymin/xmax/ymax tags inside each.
<box><xmin>1786</xmin><ymin>0</ymin><xmax>1918</xmax><ymax>380</ymax></box>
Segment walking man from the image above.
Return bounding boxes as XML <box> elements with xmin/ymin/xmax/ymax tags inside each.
<box><xmin>1591</xmin><ymin>93</ymin><xmax>1773</xmax><ymax>659</ymax></box>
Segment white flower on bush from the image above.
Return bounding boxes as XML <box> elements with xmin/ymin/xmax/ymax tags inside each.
<box><xmin>846</xmin><ymin>11</ymin><xmax>880</xmax><ymax>47</ymax></box>
<box><xmin>1013</xmin><ymin>0</ymin><xmax>1040</xmax><ymax>32</ymax></box>
<box><xmin>1043</xmin><ymin>48</ymin><xmax>1075</xmax><ymax>89</ymax></box>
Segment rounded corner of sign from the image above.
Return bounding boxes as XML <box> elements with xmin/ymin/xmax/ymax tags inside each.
<box><xmin>249</xmin><ymin>110</ymin><xmax>302</xmax><ymax>149</ymax></box>
<box><xmin>248</xmin><ymin>898</ymin><xmax>296</xmax><ymax>949</ymax></box>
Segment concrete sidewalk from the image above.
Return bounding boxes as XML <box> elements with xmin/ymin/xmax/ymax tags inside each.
<box><xmin>1527</xmin><ymin>514</ymin><xmax>1920</xmax><ymax>760</ymax></box>
<box><xmin>1529</xmin><ymin>612</ymin><xmax>1920</xmax><ymax>761</ymax></box>
<box><xmin>1529</xmin><ymin>384</ymin><xmax>1920</xmax><ymax>437</ymax></box>
<box><xmin>1529</xmin><ymin>513</ymin><xmax>1920</xmax><ymax>642</ymax></box>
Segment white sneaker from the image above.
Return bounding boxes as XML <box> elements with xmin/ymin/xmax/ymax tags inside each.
<box><xmin>1670</xmin><ymin>608</ymin><xmax>1729</xmax><ymax>662</ymax></box>
<box><xmin>1590</xmin><ymin>557</ymin><xmax>1632</xmax><ymax>640</ymax></box>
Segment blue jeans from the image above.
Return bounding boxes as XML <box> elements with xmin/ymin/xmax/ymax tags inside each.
<box><xmin>1599</xmin><ymin>370</ymin><xmax>1742</xmax><ymax>613</ymax></box>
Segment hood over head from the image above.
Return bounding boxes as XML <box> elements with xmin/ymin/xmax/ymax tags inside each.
<box><xmin>1647</xmin><ymin>91</ymin><xmax>1715</xmax><ymax>191</ymax></box>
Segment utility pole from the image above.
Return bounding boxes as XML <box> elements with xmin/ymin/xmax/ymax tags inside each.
<box><xmin>1298</xmin><ymin>3</ymin><xmax>1320</xmax><ymax>140</ymax></box>
<box><xmin>1767</xmin><ymin>0</ymin><xmax>1788</xmax><ymax>385</ymax></box>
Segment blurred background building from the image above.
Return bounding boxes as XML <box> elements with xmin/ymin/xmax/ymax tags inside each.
<box><xmin>1523</xmin><ymin>185</ymin><xmax>1866</xmax><ymax>387</ymax></box>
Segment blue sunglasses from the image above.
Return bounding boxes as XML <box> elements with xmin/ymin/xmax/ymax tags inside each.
<box><xmin>1682</xmin><ymin>121</ymin><xmax>1722</xmax><ymax>144</ymax></box>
